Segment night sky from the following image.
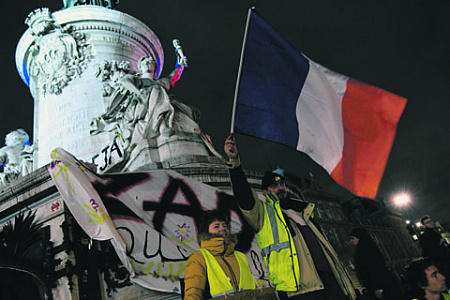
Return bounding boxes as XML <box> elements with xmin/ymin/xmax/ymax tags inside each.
<box><xmin>3</xmin><ymin>0</ymin><xmax>450</xmax><ymax>223</ymax></box>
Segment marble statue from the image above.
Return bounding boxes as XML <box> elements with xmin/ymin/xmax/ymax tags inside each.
<box><xmin>0</xmin><ymin>129</ymin><xmax>34</xmax><ymax>185</ymax></box>
<box><xmin>90</xmin><ymin>40</ymin><xmax>198</xmax><ymax>152</ymax></box>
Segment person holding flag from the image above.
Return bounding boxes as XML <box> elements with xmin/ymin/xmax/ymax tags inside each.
<box><xmin>224</xmin><ymin>135</ymin><xmax>357</xmax><ymax>300</ymax></box>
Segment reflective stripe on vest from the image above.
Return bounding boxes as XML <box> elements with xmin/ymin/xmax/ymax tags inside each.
<box><xmin>413</xmin><ymin>294</ymin><xmax>450</xmax><ymax>300</ymax></box>
<box><xmin>260</xmin><ymin>203</ymin><xmax>291</xmax><ymax>256</ymax></box>
<box><xmin>199</xmin><ymin>248</ymin><xmax>256</xmax><ymax>298</ymax></box>
<box><xmin>255</xmin><ymin>195</ymin><xmax>300</xmax><ymax>291</ymax></box>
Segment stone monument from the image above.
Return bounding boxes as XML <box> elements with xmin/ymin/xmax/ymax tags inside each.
<box><xmin>16</xmin><ymin>2</ymin><xmax>221</xmax><ymax>172</ymax></box>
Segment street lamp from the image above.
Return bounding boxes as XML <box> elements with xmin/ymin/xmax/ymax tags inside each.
<box><xmin>392</xmin><ymin>192</ymin><xmax>413</xmax><ymax>222</ymax></box>
<box><xmin>392</xmin><ymin>192</ymin><xmax>419</xmax><ymax>241</ymax></box>
<box><xmin>393</xmin><ymin>192</ymin><xmax>411</xmax><ymax>208</ymax></box>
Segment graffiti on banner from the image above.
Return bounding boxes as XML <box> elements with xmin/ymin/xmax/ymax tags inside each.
<box><xmin>49</xmin><ymin>148</ymin><xmax>269</xmax><ymax>294</ymax></box>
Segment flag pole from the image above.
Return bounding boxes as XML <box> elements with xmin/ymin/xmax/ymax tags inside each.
<box><xmin>230</xmin><ymin>7</ymin><xmax>254</xmax><ymax>134</ymax></box>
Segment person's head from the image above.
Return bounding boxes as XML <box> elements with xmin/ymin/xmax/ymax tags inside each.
<box><xmin>198</xmin><ymin>210</ymin><xmax>230</xmax><ymax>237</ymax></box>
<box><xmin>5</xmin><ymin>129</ymin><xmax>29</xmax><ymax>147</ymax></box>
<box><xmin>420</xmin><ymin>215</ymin><xmax>435</xmax><ymax>229</ymax></box>
<box><xmin>138</xmin><ymin>56</ymin><xmax>157</xmax><ymax>77</ymax></box>
<box><xmin>349</xmin><ymin>228</ymin><xmax>374</xmax><ymax>247</ymax></box>
<box><xmin>405</xmin><ymin>257</ymin><xmax>447</xmax><ymax>299</ymax></box>
<box><xmin>349</xmin><ymin>236</ymin><xmax>359</xmax><ymax>246</ymax></box>
<box><xmin>261</xmin><ymin>171</ymin><xmax>287</xmax><ymax>200</ymax></box>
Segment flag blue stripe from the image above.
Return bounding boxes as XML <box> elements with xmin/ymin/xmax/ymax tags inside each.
<box><xmin>235</xmin><ymin>11</ymin><xmax>310</xmax><ymax>149</ymax></box>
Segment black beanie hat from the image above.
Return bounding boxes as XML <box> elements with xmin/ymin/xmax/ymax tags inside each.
<box><xmin>261</xmin><ymin>171</ymin><xmax>285</xmax><ymax>190</ymax></box>
<box><xmin>349</xmin><ymin>228</ymin><xmax>369</xmax><ymax>239</ymax></box>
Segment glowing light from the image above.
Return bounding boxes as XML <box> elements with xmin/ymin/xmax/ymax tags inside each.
<box><xmin>393</xmin><ymin>192</ymin><xmax>411</xmax><ymax>207</ymax></box>
<box><xmin>405</xmin><ymin>220</ymin><xmax>411</xmax><ymax>225</ymax></box>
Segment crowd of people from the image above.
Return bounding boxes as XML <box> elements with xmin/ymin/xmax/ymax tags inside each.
<box><xmin>182</xmin><ymin>135</ymin><xmax>450</xmax><ymax>300</ymax></box>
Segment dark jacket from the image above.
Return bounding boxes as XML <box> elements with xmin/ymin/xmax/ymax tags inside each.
<box><xmin>350</xmin><ymin>228</ymin><xmax>403</xmax><ymax>300</ymax></box>
<box><xmin>419</xmin><ymin>228</ymin><xmax>448</xmax><ymax>262</ymax></box>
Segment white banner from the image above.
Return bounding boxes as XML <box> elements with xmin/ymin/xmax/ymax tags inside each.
<box><xmin>48</xmin><ymin>148</ymin><xmax>268</xmax><ymax>294</ymax></box>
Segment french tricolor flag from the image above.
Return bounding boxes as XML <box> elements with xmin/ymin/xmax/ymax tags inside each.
<box><xmin>233</xmin><ymin>9</ymin><xmax>407</xmax><ymax>199</ymax></box>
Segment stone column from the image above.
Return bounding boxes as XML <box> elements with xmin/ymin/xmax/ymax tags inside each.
<box><xmin>16</xmin><ymin>6</ymin><xmax>164</xmax><ymax>168</ymax></box>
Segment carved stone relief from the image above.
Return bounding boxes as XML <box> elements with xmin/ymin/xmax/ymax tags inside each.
<box><xmin>25</xmin><ymin>8</ymin><xmax>93</xmax><ymax>95</ymax></box>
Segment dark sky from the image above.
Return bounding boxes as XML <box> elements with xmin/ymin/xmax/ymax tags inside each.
<box><xmin>3</xmin><ymin>0</ymin><xmax>450</xmax><ymax>223</ymax></box>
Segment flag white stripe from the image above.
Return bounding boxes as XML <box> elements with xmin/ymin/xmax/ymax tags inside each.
<box><xmin>296</xmin><ymin>61</ymin><xmax>347</xmax><ymax>172</ymax></box>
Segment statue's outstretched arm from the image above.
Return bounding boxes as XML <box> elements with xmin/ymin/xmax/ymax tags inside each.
<box><xmin>168</xmin><ymin>39</ymin><xmax>187</xmax><ymax>87</ymax></box>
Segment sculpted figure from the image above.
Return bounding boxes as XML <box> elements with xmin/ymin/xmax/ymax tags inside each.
<box><xmin>90</xmin><ymin>40</ymin><xmax>197</xmax><ymax>150</ymax></box>
<box><xmin>0</xmin><ymin>129</ymin><xmax>34</xmax><ymax>185</ymax></box>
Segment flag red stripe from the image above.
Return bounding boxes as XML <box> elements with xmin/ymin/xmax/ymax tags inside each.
<box><xmin>330</xmin><ymin>78</ymin><xmax>407</xmax><ymax>199</ymax></box>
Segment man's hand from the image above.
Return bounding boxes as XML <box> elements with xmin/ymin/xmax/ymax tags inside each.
<box><xmin>374</xmin><ymin>289</ymin><xmax>383</xmax><ymax>299</ymax></box>
<box><xmin>224</xmin><ymin>134</ymin><xmax>238</xmax><ymax>160</ymax></box>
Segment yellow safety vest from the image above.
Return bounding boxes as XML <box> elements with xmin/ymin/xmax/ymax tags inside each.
<box><xmin>413</xmin><ymin>293</ymin><xmax>450</xmax><ymax>300</ymax></box>
<box><xmin>199</xmin><ymin>248</ymin><xmax>256</xmax><ymax>298</ymax></box>
<box><xmin>255</xmin><ymin>195</ymin><xmax>301</xmax><ymax>292</ymax></box>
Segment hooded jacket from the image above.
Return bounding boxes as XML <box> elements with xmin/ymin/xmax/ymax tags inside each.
<box><xmin>184</xmin><ymin>233</ymin><xmax>254</xmax><ymax>300</ymax></box>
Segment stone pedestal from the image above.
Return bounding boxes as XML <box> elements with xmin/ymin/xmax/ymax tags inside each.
<box><xmin>123</xmin><ymin>132</ymin><xmax>224</xmax><ymax>172</ymax></box>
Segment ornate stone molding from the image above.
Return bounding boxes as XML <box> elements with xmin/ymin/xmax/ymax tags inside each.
<box><xmin>94</xmin><ymin>60</ymin><xmax>132</xmax><ymax>97</ymax></box>
<box><xmin>25</xmin><ymin>8</ymin><xmax>93</xmax><ymax>95</ymax></box>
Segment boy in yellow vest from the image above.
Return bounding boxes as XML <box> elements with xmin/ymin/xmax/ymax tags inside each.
<box><xmin>184</xmin><ymin>210</ymin><xmax>256</xmax><ymax>299</ymax></box>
